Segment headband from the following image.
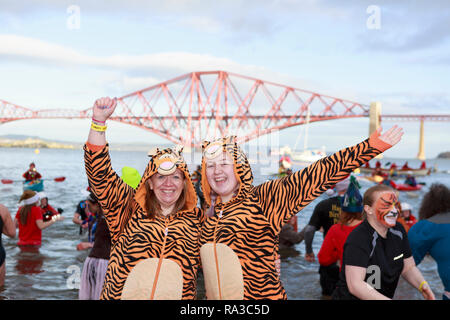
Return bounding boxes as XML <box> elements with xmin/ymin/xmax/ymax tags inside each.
<box><xmin>22</xmin><ymin>194</ymin><xmax>40</xmax><ymax>205</ymax></box>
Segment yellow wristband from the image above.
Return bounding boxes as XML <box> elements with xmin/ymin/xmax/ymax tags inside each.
<box><xmin>91</xmin><ymin>122</ymin><xmax>107</xmax><ymax>132</ymax></box>
<box><xmin>419</xmin><ymin>280</ymin><xmax>428</xmax><ymax>292</ymax></box>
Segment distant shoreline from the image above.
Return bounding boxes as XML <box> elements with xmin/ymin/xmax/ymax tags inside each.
<box><xmin>1</xmin><ymin>136</ymin><xmax>449</xmax><ymax>159</ymax></box>
<box><xmin>0</xmin><ymin>137</ymin><xmax>77</xmax><ymax>149</ymax></box>
<box><xmin>0</xmin><ymin>135</ymin><xmax>161</xmax><ymax>152</ymax></box>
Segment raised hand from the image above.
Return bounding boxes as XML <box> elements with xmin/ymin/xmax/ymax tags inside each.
<box><xmin>92</xmin><ymin>97</ymin><xmax>117</xmax><ymax>122</ymax></box>
<box><xmin>376</xmin><ymin>125</ymin><xmax>404</xmax><ymax>147</ymax></box>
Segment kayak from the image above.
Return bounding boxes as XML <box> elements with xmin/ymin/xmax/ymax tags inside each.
<box><xmin>387</xmin><ymin>180</ymin><xmax>422</xmax><ymax>191</ymax></box>
<box><xmin>395</xmin><ymin>183</ymin><xmax>422</xmax><ymax>191</ymax></box>
<box><xmin>359</xmin><ymin>167</ymin><xmax>431</xmax><ymax>177</ymax></box>
<box><xmin>23</xmin><ymin>179</ymin><xmax>44</xmax><ymax>192</ymax></box>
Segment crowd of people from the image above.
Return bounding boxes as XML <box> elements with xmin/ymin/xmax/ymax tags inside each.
<box><xmin>0</xmin><ymin>96</ymin><xmax>448</xmax><ymax>301</ymax></box>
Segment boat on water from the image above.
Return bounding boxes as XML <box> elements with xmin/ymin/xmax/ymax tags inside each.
<box><xmin>359</xmin><ymin>167</ymin><xmax>431</xmax><ymax>177</ymax></box>
<box><xmin>384</xmin><ymin>180</ymin><xmax>423</xmax><ymax>192</ymax></box>
<box><xmin>23</xmin><ymin>179</ymin><xmax>44</xmax><ymax>192</ymax></box>
<box><xmin>278</xmin><ymin>107</ymin><xmax>327</xmax><ymax>163</ymax></box>
<box><xmin>291</xmin><ymin>148</ymin><xmax>326</xmax><ymax>162</ymax></box>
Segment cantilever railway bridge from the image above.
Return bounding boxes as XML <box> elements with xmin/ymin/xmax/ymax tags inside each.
<box><xmin>1</xmin><ymin>71</ymin><xmax>449</xmax><ymax>154</ymax></box>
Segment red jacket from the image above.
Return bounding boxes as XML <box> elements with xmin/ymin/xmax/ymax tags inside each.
<box><xmin>15</xmin><ymin>206</ymin><xmax>43</xmax><ymax>246</ymax></box>
<box><xmin>23</xmin><ymin>170</ymin><xmax>42</xmax><ymax>181</ymax></box>
<box><xmin>318</xmin><ymin>221</ymin><xmax>362</xmax><ymax>270</ymax></box>
<box><xmin>41</xmin><ymin>204</ymin><xmax>58</xmax><ymax>222</ymax></box>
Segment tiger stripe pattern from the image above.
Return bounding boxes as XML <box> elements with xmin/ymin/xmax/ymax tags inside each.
<box><xmin>200</xmin><ymin>133</ymin><xmax>392</xmax><ymax>299</ymax></box>
<box><xmin>84</xmin><ymin>144</ymin><xmax>204</xmax><ymax>300</ymax></box>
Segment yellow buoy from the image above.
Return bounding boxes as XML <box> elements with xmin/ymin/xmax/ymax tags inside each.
<box><xmin>34</xmin><ymin>149</ymin><xmax>40</xmax><ymax>154</ymax></box>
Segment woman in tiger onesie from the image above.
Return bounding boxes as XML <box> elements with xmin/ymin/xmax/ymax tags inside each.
<box><xmin>84</xmin><ymin>97</ymin><xmax>204</xmax><ymax>300</ymax></box>
<box><xmin>199</xmin><ymin>126</ymin><xmax>403</xmax><ymax>300</ymax></box>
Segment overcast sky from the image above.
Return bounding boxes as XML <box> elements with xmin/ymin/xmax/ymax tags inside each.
<box><xmin>0</xmin><ymin>0</ymin><xmax>449</xmax><ymax>158</ymax></box>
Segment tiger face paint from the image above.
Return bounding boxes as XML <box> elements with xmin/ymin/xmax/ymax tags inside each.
<box><xmin>374</xmin><ymin>191</ymin><xmax>400</xmax><ymax>227</ymax></box>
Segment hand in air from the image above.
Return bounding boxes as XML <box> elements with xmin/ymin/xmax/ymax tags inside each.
<box><xmin>376</xmin><ymin>125</ymin><xmax>404</xmax><ymax>147</ymax></box>
<box><xmin>92</xmin><ymin>97</ymin><xmax>117</xmax><ymax>122</ymax></box>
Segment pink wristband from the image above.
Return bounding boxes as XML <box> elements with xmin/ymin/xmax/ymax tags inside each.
<box><xmin>92</xmin><ymin>118</ymin><xmax>106</xmax><ymax>124</ymax></box>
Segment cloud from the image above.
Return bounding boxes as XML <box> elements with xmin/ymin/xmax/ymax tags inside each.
<box><xmin>0</xmin><ymin>34</ymin><xmax>328</xmax><ymax>90</ymax></box>
<box><xmin>0</xmin><ymin>34</ymin><xmax>246</xmax><ymax>73</ymax></box>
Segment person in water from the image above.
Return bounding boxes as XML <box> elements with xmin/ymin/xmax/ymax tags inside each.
<box><xmin>303</xmin><ymin>177</ymin><xmax>350</xmax><ymax>296</ymax></box>
<box><xmin>198</xmin><ymin>124</ymin><xmax>403</xmax><ymax>300</ymax></box>
<box><xmin>22</xmin><ymin>162</ymin><xmax>42</xmax><ymax>182</ymax></box>
<box><xmin>408</xmin><ymin>183</ymin><xmax>450</xmax><ymax>300</ymax></box>
<box><xmin>14</xmin><ymin>190</ymin><xmax>63</xmax><ymax>248</ymax></box>
<box><xmin>0</xmin><ymin>204</ymin><xmax>16</xmax><ymax>287</ymax></box>
<box><xmin>317</xmin><ymin>175</ymin><xmax>364</xmax><ymax>298</ymax></box>
<box><xmin>79</xmin><ymin>192</ymin><xmax>111</xmax><ymax>300</ymax></box>
<box><xmin>332</xmin><ymin>184</ymin><xmax>434</xmax><ymax>300</ymax></box>
<box><xmin>397</xmin><ymin>202</ymin><xmax>417</xmax><ymax>233</ymax></box>
<box><xmin>84</xmin><ymin>97</ymin><xmax>204</xmax><ymax>300</ymax></box>
<box><xmin>38</xmin><ymin>192</ymin><xmax>63</xmax><ymax>222</ymax></box>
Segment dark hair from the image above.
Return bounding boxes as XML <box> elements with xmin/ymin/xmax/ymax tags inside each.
<box><xmin>418</xmin><ymin>183</ymin><xmax>450</xmax><ymax>220</ymax></box>
<box><xmin>87</xmin><ymin>192</ymin><xmax>98</xmax><ymax>204</ymax></box>
<box><xmin>339</xmin><ymin>211</ymin><xmax>363</xmax><ymax>226</ymax></box>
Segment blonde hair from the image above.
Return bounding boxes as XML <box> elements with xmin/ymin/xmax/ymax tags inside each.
<box><xmin>18</xmin><ymin>190</ymin><xmax>39</xmax><ymax>225</ymax></box>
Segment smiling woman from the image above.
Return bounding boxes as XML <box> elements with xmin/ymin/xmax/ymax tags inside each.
<box><xmin>198</xmin><ymin>126</ymin><xmax>404</xmax><ymax>300</ymax></box>
<box><xmin>332</xmin><ymin>184</ymin><xmax>435</xmax><ymax>300</ymax></box>
<box><xmin>84</xmin><ymin>97</ymin><xmax>204</xmax><ymax>300</ymax></box>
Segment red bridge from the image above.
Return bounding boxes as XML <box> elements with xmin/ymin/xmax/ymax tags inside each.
<box><xmin>1</xmin><ymin>70</ymin><xmax>449</xmax><ymax>152</ymax></box>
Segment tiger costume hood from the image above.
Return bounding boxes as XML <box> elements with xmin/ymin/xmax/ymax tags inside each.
<box><xmin>200</xmin><ymin>135</ymin><xmax>252</xmax><ymax>208</ymax></box>
<box><xmin>134</xmin><ymin>145</ymin><xmax>197</xmax><ymax>218</ymax></box>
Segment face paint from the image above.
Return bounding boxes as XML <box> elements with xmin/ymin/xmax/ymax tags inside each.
<box><xmin>374</xmin><ymin>192</ymin><xmax>400</xmax><ymax>227</ymax></box>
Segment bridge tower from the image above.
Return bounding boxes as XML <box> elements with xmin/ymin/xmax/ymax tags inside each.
<box><xmin>369</xmin><ymin>101</ymin><xmax>381</xmax><ymax>135</ymax></box>
<box><xmin>417</xmin><ymin>119</ymin><xmax>426</xmax><ymax>160</ymax></box>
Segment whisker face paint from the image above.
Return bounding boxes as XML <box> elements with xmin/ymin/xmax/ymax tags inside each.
<box><xmin>374</xmin><ymin>192</ymin><xmax>400</xmax><ymax>227</ymax></box>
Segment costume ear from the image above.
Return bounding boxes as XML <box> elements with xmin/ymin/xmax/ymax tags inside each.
<box><xmin>201</xmin><ymin>140</ymin><xmax>211</xmax><ymax>151</ymax></box>
<box><xmin>147</xmin><ymin>147</ymin><xmax>160</xmax><ymax>157</ymax></box>
<box><xmin>173</xmin><ymin>144</ymin><xmax>184</xmax><ymax>156</ymax></box>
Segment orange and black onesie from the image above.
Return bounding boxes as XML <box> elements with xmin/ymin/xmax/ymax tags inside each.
<box><xmin>199</xmin><ymin>133</ymin><xmax>392</xmax><ymax>300</ymax></box>
<box><xmin>84</xmin><ymin>143</ymin><xmax>204</xmax><ymax>300</ymax></box>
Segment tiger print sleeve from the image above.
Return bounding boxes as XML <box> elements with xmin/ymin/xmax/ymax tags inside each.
<box><xmin>84</xmin><ymin>143</ymin><xmax>134</xmax><ymax>242</ymax></box>
<box><xmin>255</xmin><ymin>132</ymin><xmax>391</xmax><ymax>234</ymax></box>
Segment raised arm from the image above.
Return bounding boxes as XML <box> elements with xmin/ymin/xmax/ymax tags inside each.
<box><xmin>84</xmin><ymin>97</ymin><xmax>135</xmax><ymax>242</ymax></box>
<box><xmin>255</xmin><ymin>126</ymin><xmax>403</xmax><ymax>233</ymax></box>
